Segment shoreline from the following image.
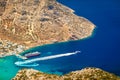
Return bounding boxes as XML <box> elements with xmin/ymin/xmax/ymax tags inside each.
<box><xmin>0</xmin><ymin>39</ymin><xmax>27</xmax><ymax>58</ymax></box>
<box><xmin>0</xmin><ymin>26</ymin><xmax>96</xmax><ymax>58</ymax></box>
<box><xmin>12</xmin><ymin>68</ymin><xmax>120</xmax><ymax>80</ymax></box>
<box><xmin>20</xmin><ymin>27</ymin><xmax>96</xmax><ymax>55</ymax></box>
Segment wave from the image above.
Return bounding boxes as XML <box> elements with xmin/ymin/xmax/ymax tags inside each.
<box><xmin>15</xmin><ymin>51</ymin><xmax>80</xmax><ymax>66</ymax></box>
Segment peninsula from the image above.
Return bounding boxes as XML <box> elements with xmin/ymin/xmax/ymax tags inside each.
<box><xmin>0</xmin><ymin>0</ymin><xmax>94</xmax><ymax>49</ymax></box>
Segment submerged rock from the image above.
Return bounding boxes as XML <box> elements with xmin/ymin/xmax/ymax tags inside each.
<box><xmin>12</xmin><ymin>67</ymin><xmax>120</xmax><ymax>80</ymax></box>
<box><xmin>0</xmin><ymin>0</ymin><xmax>95</xmax><ymax>48</ymax></box>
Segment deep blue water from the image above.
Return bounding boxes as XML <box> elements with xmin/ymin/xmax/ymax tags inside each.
<box><xmin>20</xmin><ymin>0</ymin><xmax>120</xmax><ymax>75</ymax></box>
<box><xmin>30</xmin><ymin>0</ymin><xmax>120</xmax><ymax>75</ymax></box>
<box><xmin>0</xmin><ymin>0</ymin><xmax>120</xmax><ymax>79</ymax></box>
<box><xmin>57</xmin><ymin>0</ymin><xmax>120</xmax><ymax>74</ymax></box>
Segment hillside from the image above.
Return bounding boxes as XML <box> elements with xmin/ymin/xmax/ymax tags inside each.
<box><xmin>0</xmin><ymin>0</ymin><xmax>95</xmax><ymax>48</ymax></box>
<box><xmin>12</xmin><ymin>67</ymin><xmax>120</xmax><ymax>80</ymax></box>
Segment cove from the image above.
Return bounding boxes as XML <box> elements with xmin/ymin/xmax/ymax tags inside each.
<box><xmin>0</xmin><ymin>35</ymin><xmax>120</xmax><ymax>80</ymax></box>
<box><xmin>0</xmin><ymin>0</ymin><xmax>120</xmax><ymax>80</ymax></box>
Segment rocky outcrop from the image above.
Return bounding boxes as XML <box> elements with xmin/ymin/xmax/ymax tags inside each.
<box><xmin>12</xmin><ymin>67</ymin><xmax>120</xmax><ymax>80</ymax></box>
<box><xmin>63</xmin><ymin>67</ymin><xmax>120</xmax><ymax>80</ymax></box>
<box><xmin>0</xmin><ymin>0</ymin><xmax>95</xmax><ymax>48</ymax></box>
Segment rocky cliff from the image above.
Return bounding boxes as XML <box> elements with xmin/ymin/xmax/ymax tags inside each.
<box><xmin>0</xmin><ymin>0</ymin><xmax>95</xmax><ymax>48</ymax></box>
<box><xmin>12</xmin><ymin>67</ymin><xmax>120</xmax><ymax>80</ymax></box>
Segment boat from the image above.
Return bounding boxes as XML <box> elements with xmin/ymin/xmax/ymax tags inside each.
<box><xmin>15</xmin><ymin>50</ymin><xmax>81</xmax><ymax>67</ymax></box>
<box><xmin>24</xmin><ymin>51</ymin><xmax>41</xmax><ymax>58</ymax></box>
<box><xmin>74</xmin><ymin>51</ymin><xmax>81</xmax><ymax>53</ymax></box>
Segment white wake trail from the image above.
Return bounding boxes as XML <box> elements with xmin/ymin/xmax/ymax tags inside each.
<box><xmin>15</xmin><ymin>51</ymin><xmax>80</xmax><ymax>66</ymax></box>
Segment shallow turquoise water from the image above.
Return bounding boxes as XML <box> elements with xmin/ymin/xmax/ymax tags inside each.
<box><xmin>0</xmin><ymin>56</ymin><xmax>20</xmax><ymax>80</ymax></box>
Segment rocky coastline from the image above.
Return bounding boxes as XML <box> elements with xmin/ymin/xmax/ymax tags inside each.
<box><xmin>0</xmin><ymin>0</ymin><xmax>95</xmax><ymax>48</ymax></box>
<box><xmin>12</xmin><ymin>68</ymin><xmax>120</xmax><ymax>80</ymax></box>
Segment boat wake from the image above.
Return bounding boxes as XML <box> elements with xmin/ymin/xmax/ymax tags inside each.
<box><xmin>15</xmin><ymin>51</ymin><xmax>80</xmax><ymax>67</ymax></box>
<box><xmin>17</xmin><ymin>63</ymin><xmax>39</xmax><ymax>67</ymax></box>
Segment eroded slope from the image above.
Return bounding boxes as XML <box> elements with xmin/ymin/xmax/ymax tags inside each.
<box><xmin>12</xmin><ymin>68</ymin><xmax>120</xmax><ymax>80</ymax></box>
<box><xmin>0</xmin><ymin>0</ymin><xmax>95</xmax><ymax>48</ymax></box>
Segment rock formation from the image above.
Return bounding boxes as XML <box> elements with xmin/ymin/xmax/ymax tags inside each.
<box><xmin>12</xmin><ymin>67</ymin><xmax>120</xmax><ymax>80</ymax></box>
<box><xmin>0</xmin><ymin>0</ymin><xmax>95</xmax><ymax>48</ymax></box>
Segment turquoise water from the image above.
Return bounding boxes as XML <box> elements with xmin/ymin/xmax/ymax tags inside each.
<box><xmin>0</xmin><ymin>56</ymin><xmax>20</xmax><ymax>80</ymax></box>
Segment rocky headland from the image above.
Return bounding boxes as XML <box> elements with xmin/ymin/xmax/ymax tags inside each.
<box><xmin>12</xmin><ymin>67</ymin><xmax>120</xmax><ymax>80</ymax></box>
<box><xmin>0</xmin><ymin>0</ymin><xmax>94</xmax><ymax>48</ymax></box>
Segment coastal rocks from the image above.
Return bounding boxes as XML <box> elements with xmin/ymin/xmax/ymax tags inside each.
<box><xmin>0</xmin><ymin>39</ymin><xmax>27</xmax><ymax>57</ymax></box>
<box><xmin>63</xmin><ymin>67</ymin><xmax>120</xmax><ymax>80</ymax></box>
<box><xmin>12</xmin><ymin>67</ymin><xmax>120</xmax><ymax>80</ymax></box>
<box><xmin>12</xmin><ymin>69</ymin><xmax>61</xmax><ymax>80</ymax></box>
<box><xmin>0</xmin><ymin>0</ymin><xmax>95</xmax><ymax>48</ymax></box>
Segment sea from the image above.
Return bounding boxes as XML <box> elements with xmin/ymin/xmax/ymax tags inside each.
<box><xmin>0</xmin><ymin>0</ymin><xmax>120</xmax><ymax>80</ymax></box>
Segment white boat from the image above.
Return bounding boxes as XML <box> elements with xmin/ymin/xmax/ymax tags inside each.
<box><xmin>15</xmin><ymin>51</ymin><xmax>81</xmax><ymax>67</ymax></box>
